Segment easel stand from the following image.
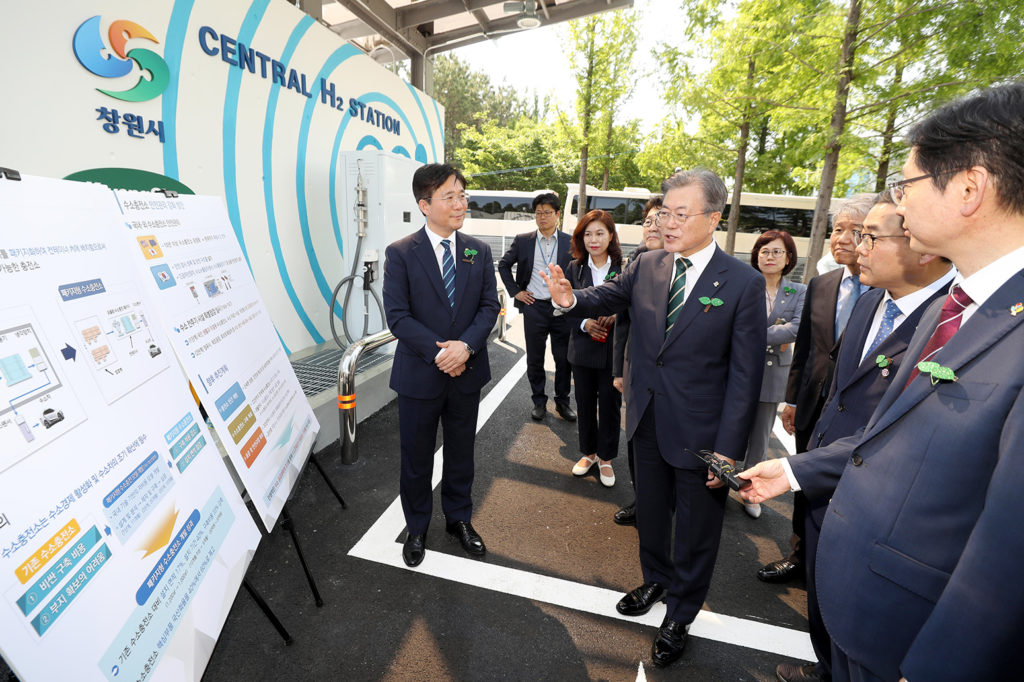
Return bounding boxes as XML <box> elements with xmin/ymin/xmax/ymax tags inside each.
<box><xmin>277</xmin><ymin>447</ymin><xmax>348</xmax><ymax>607</ymax></box>
<box><xmin>242</xmin><ymin>579</ymin><xmax>293</xmax><ymax>645</ymax></box>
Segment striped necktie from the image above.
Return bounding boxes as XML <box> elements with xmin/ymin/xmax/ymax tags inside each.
<box><xmin>864</xmin><ymin>299</ymin><xmax>902</xmax><ymax>360</ymax></box>
<box><xmin>665</xmin><ymin>257</ymin><xmax>693</xmax><ymax>336</ymax></box>
<box><xmin>441</xmin><ymin>239</ymin><xmax>455</xmax><ymax>308</ymax></box>
<box><xmin>903</xmin><ymin>285</ymin><xmax>973</xmax><ymax>389</ymax></box>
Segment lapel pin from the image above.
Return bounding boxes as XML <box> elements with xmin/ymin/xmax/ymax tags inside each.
<box><xmin>698</xmin><ymin>296</ymin><xmax>724</xmax><ymax>313</ymax></box>
<box><xmin>1011</xmin><ymin>302</ymin><xmax>1023</xmax><ymax>316</ymax></box>
<box><xmin>713</xmin><ymin>281</ymin><xmax>719</xmax><ymax>287</ymax></box>
<box><xmin>463</xmin><ymin>248</ymin><xmax>477</xmax><ymax>265</ymax></box>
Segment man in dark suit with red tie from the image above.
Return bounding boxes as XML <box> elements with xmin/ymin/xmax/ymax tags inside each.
<box><xmin>383</xmin><ymin>163</ymin><xmax>500</xmax><ymax>568</ymax></box>
<box><xmin>742</xmin><ymin>82</ymin><xmax>1024</xmax><ymax>681</ymax></box>
<box><xmin>758</xmin><ymin>194</ymin><xmax>874</xmax><ymax>584</ymax></box>
<box><xmin>543</xmin><ymin>169</ymin><xmax>766</xmax><ymax>668</ymax></box>
<box><xmin>497</xmin><ymin>193</ymin><xmax>576</xmax><ymax>422</ymax></box>
<box><xmin>774</xmin><ymin>195</ymin><xmax>953</xmax><ymax>682</ymax></box>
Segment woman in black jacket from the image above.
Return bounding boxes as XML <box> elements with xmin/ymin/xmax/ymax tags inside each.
<box><xmin>566</xmin><ymin>210</ymin><xmax>628</xmax><ymax>487</ymax></box>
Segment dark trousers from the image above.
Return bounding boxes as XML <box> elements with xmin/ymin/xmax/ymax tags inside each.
<box><xmin>523</xmin><ymin>300</ymin><xmax>571</xmax><ymax>407</ymax></box>
<box><xmin>398</xmin><ymin>384</ymin><xmax>480</xmax><ymax>536</ymax></box>
<box><xmin>830</xmin><ymin>644</ymin><xmax>885</xmax><ymax>682</ymax></box>
<box><xmin>633</xmin><ymin>402</ymin><xmax>728</xmax><ymax>624</ymax></box>
<box><xmin>805</xmin><ymin>499</ymin><xmax>832</xmax><ymax>678</ymax></box>
<box><xmin>571</xmin><ymin>364</ymin><xmax>621</xmax><ymax>460</ymax></box>
<box><xmin>784</xmin><ymin>421</ymin><xmax>817</xmax><ymax>565</ymax></box>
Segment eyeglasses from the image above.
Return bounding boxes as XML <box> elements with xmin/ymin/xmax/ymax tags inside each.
<box><xmin>852</xmin><ymin>231</ymin><xmax>909</xmax><ymax>251</ymax></box>
<box><xmin>428</xmin><ymin>192</ymin><xmax>470</xmax><ymax>205</ymax></box>
<box><xmin>758</xmin><ymin>248</ymin><xmax>786</xmax><ymax>258</ymax></box>
<box><xmin>655</xmin><ymin>209</ymin><xmax>712</xmax><ymax>227</ymax></box>
<box><xmin>642</xmin><ymin>218</ymin><xmax>655</xmax><ymax>228</ymax></box>
<box><xmin>885</xmin><ymin>173</ymin><xmax>934</xmax><ymax>204</ymax></box>
<box><xmin>535</xmin><ymin>209</ymin><xmax>557</xmax><ymax>217</ymax></box>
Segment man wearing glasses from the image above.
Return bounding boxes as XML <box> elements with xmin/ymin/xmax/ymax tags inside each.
<box><xmin>383</xmin><ymin>163</ymin><xmax>500</xmax><ymax>568</ymax></box>
<box><xmin>758</xmin><ymin>193</ymin><xmax>874</xmax><ymax>586</ymax></box>
<box><xmin>498</xmin><ymin>193</ymin><xmax>576</xmax><ymax>422</ymax></box>
<box><xmin>741</xmin><ymin>82</ymin><xmax>1024</xmax><ymax>680</ymax></box>
<box><xmin>774</xmin><ymin>193</ymin><xmax>953</xmax><ymax>682</ymax></box>
<box><xmin>543</xmin><ymin>169</ymin><xmax>765</xmax><ymax>668</ymax></box>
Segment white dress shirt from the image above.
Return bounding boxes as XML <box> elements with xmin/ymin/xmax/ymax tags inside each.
<box><xmin>424</xmin><ymin>225</ymin><xmax>457</xmax><ymax>277</ymax></box>
<box><xmin>858</xmin><ymin>268</ymin><xmax>956</xmax><ymax>363</ymax></box>
<box><xmin>580</xmin><ymin>254</ymin><xmax>614</xmax><ymax>331</ymax></box>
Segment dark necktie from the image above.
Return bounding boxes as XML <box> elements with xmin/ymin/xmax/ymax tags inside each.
<box><xmin>903</xmin><ymin>285</ymin><xmax>973</xmax><ymax>389</ymax></box>
<box><xmin>665</xmin><ymin>257</ymin><xmax>693</xmax><ymax>336</ymax></box>
<box><xmin>441</xmin><ymin>239</ymin><xmax>455</xmax><ymax>308</ymax></box>
<box><xmin>864</xmin><ymin>300</ymin><xmax>902</xmax><ymax>360</ymax></box>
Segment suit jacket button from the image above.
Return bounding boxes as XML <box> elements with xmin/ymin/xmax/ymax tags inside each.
<box><xmin>851</xmin><ymin>454</ymin><xmax>863</xmax><ymax>466</ymax></box>
<box><xmin>657</xmin><ymin>361</ymin><xmax>663</xmax><ymax>367</ymax></box>
<box><xmin>648</xmin><ymin>388</ymin><xmax>654</xmax><ymax>394</ymax></box>
<box><xmin>837</xmin><ymin>404</ymin><xmax>845</xmax><ymax>412</ymax></box>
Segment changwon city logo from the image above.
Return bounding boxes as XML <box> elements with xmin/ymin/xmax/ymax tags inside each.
<box><xmin>73</xmin><ymin>16</ymin><xmax>169</xmax><ymax>102</ymax></box>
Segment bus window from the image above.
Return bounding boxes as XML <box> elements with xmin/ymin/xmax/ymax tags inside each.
<box><xmin>772</xmin><ymin>208</ymin><xmax>814</xmax><ymax>238</ymax></box>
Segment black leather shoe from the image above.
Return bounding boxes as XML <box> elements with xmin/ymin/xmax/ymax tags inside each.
<box><xmin>446</xmin><ymin>520</ymin><xmax>486</xmax><ymax>556</ymax></box>
<box><xmin>776</xmin><ymin>662</ymin><xmax>825</xmax><ymax>681</ymax></box>
<box><xmin>555</xmin><ymin>403</ymin><xmax>577</xmax><ymax>422</ymax></box>
<box><xmin>402</xmin><ymin>533</ymin><xmax>426</xmax><ymax>567</ymax></box>
<box><xmin>613</xmin><ymin>502</ymin><xmax>636</xmax><ymax>526</ymax></box>
<box><xmin>758</xmin><ymin>558</ymin><xmax>803</xmax><ymax>583</ymax></box>
<box><xmin>531</xmin><ymin>404</ymin><xmax>546</xmax><ymax>420</ymax></box>
<box><xmin>651</xmin><ymin>618</ymin><xmax>688</xmax><ymax>668</ymax></box>
<box><xmin>616</xmin><ymin>582</ymin><xmax>666</xmax><ymax>616</ymax></box>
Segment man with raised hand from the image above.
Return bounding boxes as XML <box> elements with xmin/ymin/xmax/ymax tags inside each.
<box><xmin>543</xmin><ymin>169</ymin><xmax>765</xmax><ymax>668</ymax></box>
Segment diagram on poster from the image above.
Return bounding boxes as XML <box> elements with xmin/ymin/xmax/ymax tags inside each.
<box><xmin>60</xmin><ymin>281</ymin><xmax>167</xmax><ymax>404</ymax></box>
<box><xmin>0</xmin><ymin>307</ymin><xmax>85</xmax><ymax>472</ymax></box>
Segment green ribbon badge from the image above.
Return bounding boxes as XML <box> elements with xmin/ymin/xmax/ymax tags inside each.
<box><xmin>604</xmin><ymin>271</ymin><xmax>617</xmax><ymax>281</ymax></box>
<box><xmin>463</xmin><ymin>248</ymin><xmax>478</xmax><ymax>264</ymax></box>
<box><xmin>917</xmin><ymin>360</ymin><xmax>957</xmax><ymax>385</ymax></box>
<box><xmin>875</xmin><ymin>354</ymin><xmax>891</xmax><ymax>368</ymax></box>
<box><xmin>784</xmin><ymin>286</ymin><xmax>796</xmax><ymax>295</ymax></box>
<box><xmin>698</xmin><ymin>296</ymin><xmax>724</xmax><ymax>312</ymax></box>
<box><xmin>1011</xmin><ymin>302</ymin><xmax>1023</xmax><ymax>316</ymax></box>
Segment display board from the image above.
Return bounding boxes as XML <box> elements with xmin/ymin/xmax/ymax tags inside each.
<box><xmin>0</xmin><ymin>175</ymin><xmax>261</xmax><ymax>681</ymax></box>
<box><xmin>114</xmin><ymin>190</ymin><xmax>319</xmax><ymax>531</ymax></box>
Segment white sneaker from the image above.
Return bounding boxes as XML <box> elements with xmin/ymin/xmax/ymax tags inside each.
<box><xmin>598</xmin><ymin>460</ymin><xmax>615</xmax><ymax>487</ymax></box>
<box><xmin>744</xmin><ymin>502</ymin><xmax>762</xmax><ymax>519</ymax></box>
<box><xmin>572</xmin><ymin>454</ymin><xmax>598</xmax><ymax>476</ymax></box>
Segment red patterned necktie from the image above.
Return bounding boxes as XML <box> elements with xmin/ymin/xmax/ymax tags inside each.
<box><xmin>903</xmin><ymin>285</ymin><xmax>973</xmax><ymax>389</ymax></box>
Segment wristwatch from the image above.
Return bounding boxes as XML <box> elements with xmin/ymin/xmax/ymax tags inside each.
<box><xmin>463</xmin><ymin>342</ymin><xmax>474</xmax><ymax>356</ymax></box>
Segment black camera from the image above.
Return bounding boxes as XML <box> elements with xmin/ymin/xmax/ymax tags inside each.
<box><xmin>685</xmin><ymin>449</ymin><xmax>751</xmax><ymax>491</ymax></box>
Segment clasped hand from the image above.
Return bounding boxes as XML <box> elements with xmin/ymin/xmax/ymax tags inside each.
<box><xmin>435</xmin><ymin>340</ymin><xmax>469</xmax><ymax>377</ymax></box>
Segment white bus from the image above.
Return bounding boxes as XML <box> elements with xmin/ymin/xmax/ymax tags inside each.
<box><xmin>564</xmin><ymin>185</ymin><xmax>831</xmax><ymax>277</ymax></box>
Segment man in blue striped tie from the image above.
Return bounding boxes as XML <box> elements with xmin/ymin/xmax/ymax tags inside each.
<box><xmin>383</xmin><ymin>163</ymin><xmax>500</xmax><ymax>568</ymax></box>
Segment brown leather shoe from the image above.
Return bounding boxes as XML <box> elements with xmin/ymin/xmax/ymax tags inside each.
<box><xmin>776</xmin><ymin>662</ymin><xmax>826</xmax><ymax>681</ymax></box>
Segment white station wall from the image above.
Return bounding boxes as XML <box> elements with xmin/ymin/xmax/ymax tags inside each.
<box><xmin>0</xmin><ymin>0</ymin><xmax>445</xmax><ymax>353</ymax></box>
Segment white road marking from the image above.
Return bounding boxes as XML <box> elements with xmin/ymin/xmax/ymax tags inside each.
<box><xmin>349</xmin><ymin>348</ymin><xmax>815</xmax><ymax>662</ymax></box>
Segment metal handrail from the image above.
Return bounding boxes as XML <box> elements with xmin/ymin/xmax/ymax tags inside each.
<box><xmin>338</xmin><ymin>329</ymin><xmax>395</xmax><ymax>464</ymax></box>
<box><xmin>337</xmin><ymin>289</ymin><xmax>506</xmax><ymax>464</ymax></box>
<box><xmin>497</xmin><ymin>289</ymin><xmax>507</xmax><ymax>341</ymax></box>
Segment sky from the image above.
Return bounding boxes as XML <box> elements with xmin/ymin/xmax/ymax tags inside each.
<box><xmin>455</xmin><ymin>0</ymin><xmax>680</xmax><ymax>135</ymax></box>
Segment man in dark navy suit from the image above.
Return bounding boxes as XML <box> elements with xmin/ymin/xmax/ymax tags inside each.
<box><xmin>383</xmin><ymin>163</ymin><xmax>500</xmax><ymax>568</ymax></box>
<box><xmin>543</xmin><ymin>169</ymin><xmax>765</xmax><ymax>668</ymax></box>
<box><xmin>743</xmin><ymin>83</ymin><xmax>1024</xmax><ymax>681</ymax></box>
<box><xmin>497</xmin><ymin>193</ymin><xmax>576</xmax><ymax>422</ymax></box>
<box><xmin>759</xmin><ymin>194</ymin><xmax>874</xmax><ymax>585</ymax></box>
<box><xmin>774</xmin><ymin>195</ymin><xmax>953</xmax><ymax>682</ymax></box>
